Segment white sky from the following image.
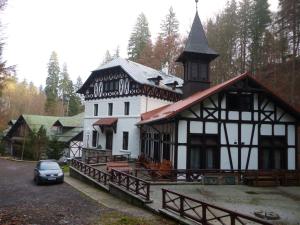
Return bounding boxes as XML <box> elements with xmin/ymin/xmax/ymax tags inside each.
<box><xmin>1</xmin><ymin>0</ymin><xmax>279</xmax><ymax>87</ymax></box>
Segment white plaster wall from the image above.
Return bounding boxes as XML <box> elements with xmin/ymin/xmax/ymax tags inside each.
<box><xmin>288</xmin><ymin>125</ymin><xmax>295</xmax><ymax>145</ymax></box>
<box><xmin>190</xmin><ymin>121</ymin><xmax>203</xmax><ymax>134</ymax></box>
<box><xmin>83</xmin><ymin>96</ymin><xmax>144</xmax><ymax>159</ymax></box>
<box><xmin>261</xmin><ymin>124</ymin><xmax>272</xmax><ymax>135</ymax></box>
<box><xmin>177</xmin><ymin>146</ymin><xmax>187</xmax><ymax>169</ymax></box>
<box><xmin>241</xmin><ymin>124</ymin><xmax>258</xmax><ymax>145</ymax></box>
<box><xmin>178</xmin><ymin>120</ymin><xmax>187</xmax><ymax>143</ymax></box>
<box><xmin>274</xmin><ymin>124</ymin><xmax>285</xmax><ymax>135</ymax></box>
<box><xmin>230</xmin><ymin>147</ymin><xmax>239</xmax><ymax>170</ymax></box>
<box><xmin>69</xmin><ymin>141</ymin><xmax>83</xmax><ymax>158</ymax></box>
<box><xmin>140</xmin><ymin>96</ymin><xmax>173</xmax><ymax>114</ymax></box>
<box><xmin>220</xmin><ymin>147</ymin><xmax>231</xmax><ymax>169</ymax></box>
<box><xmin>241</xmin><ymin>147</ymin><xmax>258</xmax><ymax>170</ymax></box>
<box><xmin>288</xmin><ymin>148</ymin><xmax>296</xmax><ymax>170</ymax></box>
<box><xmin>205</xmin><ymin>122</ymin><xmax>218</xmax><ymax>134</ymax></box>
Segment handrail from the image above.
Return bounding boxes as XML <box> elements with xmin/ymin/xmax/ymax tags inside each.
<box><xmin>70</xmin><ymin>159</ymin><xmax>111</xmax><ymax>186</ymax></box>
<box><xmin>162</xmin><ymin>189</ymin><xmax>272</xmax><ymax>225</ymax></box>
<box><xmin>110</xmin><ymin>169</ymin><xmax>151</xmax><ymax>201</ymax></box>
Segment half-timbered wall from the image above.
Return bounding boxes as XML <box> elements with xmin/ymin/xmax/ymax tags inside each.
<box><xmin>175</xmin><ymin>89</ymin><xmax>297</xmax><ymax>170</ymax></box>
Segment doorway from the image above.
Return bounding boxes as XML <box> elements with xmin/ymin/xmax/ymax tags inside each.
<box><xmin>105</xmin><ymin>130</ymin><xmax>113</xmax><ymax>150</ymax></box>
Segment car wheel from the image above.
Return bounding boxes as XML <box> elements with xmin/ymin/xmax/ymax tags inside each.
<box><xmin>35</xmin><ymin>177</ymin><xmax>41</xmax><ymax>185</ymax></box>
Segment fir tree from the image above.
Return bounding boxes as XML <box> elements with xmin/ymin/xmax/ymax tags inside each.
<box><xmin>127</xmin><ymin>13</ymin><xmax>152</xmax><ymax>62</ymax></box>
<box><xmin>45</xmin><ymin>51</ymin><xmax>60</xmax><ymax>115</ymax></box>
<box><xmin>158</xmin><ymin>7</ymin><xmax>180</xmax><ymax>74</ymax></box>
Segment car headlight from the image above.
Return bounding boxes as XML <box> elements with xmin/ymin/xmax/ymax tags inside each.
<box><xmin>58</xmin><ymin>172</ymin><xmax>63</xmax><ymax>176</ymax></box>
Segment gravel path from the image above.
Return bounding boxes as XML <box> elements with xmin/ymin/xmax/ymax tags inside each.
<box><xmin>0</xmin><ymin>158</ymin><xmax>106</xmax><ymax>225</ymax></box>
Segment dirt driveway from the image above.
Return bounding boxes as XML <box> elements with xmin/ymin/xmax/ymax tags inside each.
<box><xmin>0</xmin><ymin>158</ymin><xmax>105</xmax><ymax>225</ymax></box>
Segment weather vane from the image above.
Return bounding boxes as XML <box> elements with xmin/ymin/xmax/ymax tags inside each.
<box><xmin>195</xmin><ymin>0</ymin><xmax>199</xmax><ymax>12</ymax></box>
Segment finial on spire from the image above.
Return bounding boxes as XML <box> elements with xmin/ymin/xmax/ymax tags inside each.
<box><xmin>195</xmin><ymin>0</ymin><xmax>199</xmax><ymax>12</ymax></box>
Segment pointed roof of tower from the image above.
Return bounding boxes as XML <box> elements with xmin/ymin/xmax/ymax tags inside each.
<box><xmin>177</xmin><ymin>12</ymin><xmax>218</xmax><ymax>62</ymax></box>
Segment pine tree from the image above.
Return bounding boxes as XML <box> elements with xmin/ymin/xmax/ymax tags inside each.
<box><xmin>127</xmin><ymin>13</ymin><xmax>152</xmax><ymax>62</ymax></box>
<box><xmin>249</xmin><ymin>0</ymin><xmax>271</xmax><ymax>72</ymax></box>
<box><xmin>45</xmin><ymin>51</ymin><xmax>60</xmax><ymax>115</ymax></box>
<box><xmin>158</xmin><ymin>7</ymin><xmax>181</xmax><ymax>74</ymax></box>
<box><xmin>58</xmin><ymin>63</ymin><xmax>73</xmax><ymax>115</ymax></box>
<box><xmin>237</xmin><ymin>0</ymin><xmax>252</xmax><ymax>73</ymax></box>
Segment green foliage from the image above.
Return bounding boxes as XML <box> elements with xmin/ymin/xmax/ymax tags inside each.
<box><xmin>24</xmin><ymin>126</ymin><xmax>48</xmax><ymax>160</ymax></box>
<box><xmin>46</xmin><ymin>136</ymin><xmax>65</xmax><ymax>160</ymax></box>
<box><xmin>128</xmin><ymin>13</ymin><xmax>152</xmax><ymax>61</ymax></box>
<box><xmin>45</xmin><ymin>51</ymin><xmax>60</xmax><ymax>115</ymax></box>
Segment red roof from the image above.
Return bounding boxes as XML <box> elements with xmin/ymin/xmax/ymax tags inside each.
<box><xmin>138</xmin><ymin>72</ymin><xmax>300</xmax><ymax>125</ymax></box>
<box><xmin>93</xmin><ymin>118</ymin><xmax>118</xmax><ymax>126</ymax></box>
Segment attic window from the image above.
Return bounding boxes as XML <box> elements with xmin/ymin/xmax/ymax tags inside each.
<box><xmin>227</xmin><ymin>93</ymin><xmax>253</xmax><ymax>111</ymax></box>
<box><xmin>148</xmin><ymin>76</ymin><xmax>162</xmax><ymax>85</ymax></box>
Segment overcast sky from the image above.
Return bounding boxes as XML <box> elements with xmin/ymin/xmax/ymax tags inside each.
<box><xmin>2</xmin><ymin>0</ymin><xmax>279</xmax><ymax>87</ymax></box>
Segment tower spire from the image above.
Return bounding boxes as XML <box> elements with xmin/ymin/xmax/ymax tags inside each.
<box><xmin>195</xmin><ymin>0</ymin><xmax>198</xmax><ymax>12</ymax></box>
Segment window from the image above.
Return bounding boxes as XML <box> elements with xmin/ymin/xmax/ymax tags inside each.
<box><xmin>122</xmin><ymin>132</ymin><xmax>129</xmax><ymax>150</ymax></box>
<box><xmin>124</xmin><ymin>102</ymin><xmax>130</xmax><ymax>115</ymax></box>
<box><xmin>163</xmin><ymin>134</ymin><xmax>171</xmax><ymax>160</ymax></box>
<box><xmin>153</xmin><ymin>133</ymin><xmax>160</xmax><ymax>162</ymax></box>
<box><xmin>227</xmin><ymin>93</ymin><xmax>253</xmax><ymax>111</ymax></box>
<box><xmin>189</xmin><ymin>134</ymin><xmax>219</xmax><ymax>169</ymax></box>
<box><xmin>92</xmin><ymin>130</ymin><xmax>97</xmax><ymax>147</ymax></box>
<box><xmin>108</xmin><ymin>103</ymin><xmax>113</xmax><ymax>116</ymax></box>
<box><xmin>260</xmin><ymin>136</ymin><xmax>287</xmax><ymax>170</ymax></box>
<box><xmin>188</xmin><ymin>62</ymin><xmax>208</xmax><ymax>81</ymax></box>
<box><xmin>94</xmin><ymin>104</ymin><xmax>98</xmax><ymax>116</ymax></box>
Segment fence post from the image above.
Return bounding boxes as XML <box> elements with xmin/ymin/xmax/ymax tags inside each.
<box><xmin>162</xmin><ymin>189</ymin><xmax>166</xmax><ymax>209</ymax></box>
<box><xmin>126</xmin><ymin>175</ymin><xmax>130</xmax><ymax>190</ymax></box>
<box><xmin>230</xmin><ymin>214</ymin><xmax>236</xmax><ymax>225</ymax></box>
<box><xmin>180</xmin><ymin>195</ymin><xmax>184</xmax><ymax>217</ymax></box>
<box><xmin>202</xmin><ymin>203</ymin><xmax>207</xmax><ymax>224</ymax></box>
<box><xmin>136</xmin><ymin>179</ymin><xmax>139</xmax><ymax>195</ymax></box>
<box><xmin>118</xmin><ymin>171</ymin><xmax>121</xmax><ymax>185</ymax></box>
<box><xmin>146</xmin><ymin>183</ymin><xmax>150</xmax><ymax>201</ymax></box>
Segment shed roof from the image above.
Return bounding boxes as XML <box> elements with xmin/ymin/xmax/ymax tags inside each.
<box><xmin>53</xmin><ymin>113</ymin><xmax>84</xmax><ymax>128</ymax></box>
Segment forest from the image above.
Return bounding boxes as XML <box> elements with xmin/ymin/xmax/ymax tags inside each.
<box><xmin>0</xmin><ymin>0</ymin><xmax>300</xmax><ymax>132</ymax></box>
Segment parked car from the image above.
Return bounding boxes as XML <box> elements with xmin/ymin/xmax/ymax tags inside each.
<box><xmin>34</xmin><ymin>160</ymin><xmax>64</xmax><ymax>185</ymax></box>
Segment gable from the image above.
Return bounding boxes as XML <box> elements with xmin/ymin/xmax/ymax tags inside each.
<box><xmin>138</xmin><ymin>73</ymin><xmax>300</xmax><ymax>125</ymax></box>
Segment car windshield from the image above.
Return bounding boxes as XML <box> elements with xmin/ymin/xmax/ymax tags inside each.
<box><xmin>39</xmin><ymin>162</ymin><xmax>60</xmax><ymax>170</ymax></box>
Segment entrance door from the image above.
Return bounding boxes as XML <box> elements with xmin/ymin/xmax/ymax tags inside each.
<box><xmin>188</xmin><ymin>134</ymin><xmax>219</xmax><ymax>169</ymax></box>
<box><xmin>106</xmin><ymin>131</ymin><xmax>113</xmax><ymax>150</ymax></box>
<box><xmin>259</xmin><ymin>136</ymin><xmax>287</xmax><ymax>170</ymax></box>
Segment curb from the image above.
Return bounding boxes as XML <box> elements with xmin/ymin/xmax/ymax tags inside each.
<box><xmin>0</xmin><ymin>156</ymin><xmax>37</xmax><ymax>163</ymax></box>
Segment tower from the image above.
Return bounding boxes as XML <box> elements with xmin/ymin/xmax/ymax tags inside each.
<box><xmin>177</xmin><ymin>5</ymin><xmax>218</xmax><ymax>98</ymax></box>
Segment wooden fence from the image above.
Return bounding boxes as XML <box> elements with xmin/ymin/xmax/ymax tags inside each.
<box><xmin>162</xmin><ymin>189</ymin><xmax>272</xmax><ymax>225</ymax></box>
<box><xmin>70</xmin><ymin>159</ymin><xmax>111</xmax><ymax>186</ymax></box>
<box><xmin>110</xmin><ymin>169</ymin><xmax>151</xmax><ymax>201</ymax></box>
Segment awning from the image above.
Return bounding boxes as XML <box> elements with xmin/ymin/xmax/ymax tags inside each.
<box><xmin>93</xmin><ymin>118</ymin><xmax>118</xmax><ymax>133</ymax></box>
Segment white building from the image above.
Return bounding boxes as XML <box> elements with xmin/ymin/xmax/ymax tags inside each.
<box><xmin>77</xmin><ymin>58</ymin><xmax>183</xmax><ymax>158</ymax></box>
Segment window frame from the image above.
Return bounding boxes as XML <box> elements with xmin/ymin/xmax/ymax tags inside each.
<box><xmin>227</xmin><ymin>93</ymin><xmax>254</xmax><ymax>111</ymax></box>
<box><xmin>124</xmin><ymin>102</ymin><xmax>130</xmax><ymax>115</ymax></box>
<box><xmin>108</xmin><ymin>103</ymin><xmax>113</xmax><ymax>116</ymax></box>
<box><xmin>122</xmin><ymin>131</ymin><xmax>129</xmax><ymax>150</ymax></box>
<box><xmin>92</xmin><ymin>130</ymin><xmax>98</xmax><ymax>147</ymax></box>
<box><xmin>94</xmin><ymin>104</ymin><xmax>98</xmax><ymax>116</ymax></box>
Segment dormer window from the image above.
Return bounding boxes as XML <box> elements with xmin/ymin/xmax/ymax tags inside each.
<box><xmin>148</xmin><ymin>76</ymin><xmax>162</xmax><ymax>86</ymax></box>
<box><xmin>165</xmin><ymin>81</ymin><xmax>179</xmax><ymax>90</ymax></box>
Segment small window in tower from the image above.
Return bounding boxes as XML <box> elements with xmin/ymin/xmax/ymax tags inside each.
<box><xmin>227</xmin><ymin>93</ymin><xmax>253</xmax><ymax>111</ymax></box>
<box><xmin>191</xmin><ymin>62</ymin><xmax>198</xmax><ymax>80</ymax></box>
<box><xmin>199</xmin><ymin>63</ymin><xmax>208</xmax><ymax>80</ymax></box>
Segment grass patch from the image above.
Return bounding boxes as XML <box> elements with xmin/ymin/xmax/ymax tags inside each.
<box><xmin>61</xmin><ymin>165</ymin><xmax>69</xmax><ymax>173</ymax></box>
<box><xmin>96</xmin><ymin>211</ymin><xmax>176</xmax><ymax>225</ymax></box>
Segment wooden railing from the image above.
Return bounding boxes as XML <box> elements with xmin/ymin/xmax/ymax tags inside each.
<box><xmin>70</xmin><ymin>159</ymin><xmax>111</xmax><ymax>186</ymax></box>
<box><xmin>162</xmin><ymin>189</ymin><xmax>272</xmax><ymax>225</ymax></box>
<box><xmin>110</xmin><ymin>169</ymin><xmax>151</xmax><ymax>201</ymax></box>
<box><xmin>87</xmin><ymin>154</ymin><xmax>130</xmax><ymax>164</ymax></box>
<box><xmin>134</xmin><ymin>169</ymin><xmax>242</xmax><ymax>183</ymax></box>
